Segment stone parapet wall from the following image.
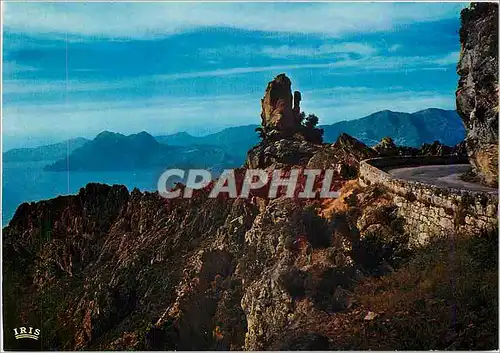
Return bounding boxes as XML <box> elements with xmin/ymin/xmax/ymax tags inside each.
<box><xmin>359</xmin><ymin>157</ymin><xmax>498</xmax><ymax>246</ymax></box>
<box><xmin>365</xmin><ymin>155</ymin><xmax>470</xmax><ymax>171</ymax></box>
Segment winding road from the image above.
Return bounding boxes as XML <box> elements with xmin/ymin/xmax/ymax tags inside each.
<box><xmin>388</xmin><ymin>164</ymin><xmax>498</xmax><ymax>193</ymax></box>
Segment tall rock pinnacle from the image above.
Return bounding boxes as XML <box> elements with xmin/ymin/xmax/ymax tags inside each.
<box><xmin>260</xmin><ymin>74</ymin><xmax>301</xmax><ymax>132</ymax></box>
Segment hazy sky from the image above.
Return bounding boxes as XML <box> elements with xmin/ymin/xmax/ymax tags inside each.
<box><xmin>3</xmin><ymin>2</ymin><xmax>467</xmax><ymax>149</ymax></box>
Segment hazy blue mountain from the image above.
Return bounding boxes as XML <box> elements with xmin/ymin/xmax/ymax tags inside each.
<box><xmin>14</xmin><ymin>108</ymin><xmax>465</xmax><ymax>171</ymax></box>
<box><xmin>156</xmin><ymin>125</ymin><xmax>260</xmax><ymax>160</ymax></box>
<box><xmin>3</xmin><ymin>137</ymin><xmax>89</xmax><ymax>162</ymax></box>
<box><xmin>45</xmin><ymin>131</ymin><xmax>237</xmax><ymax>171</ymax></box>
<box><xmin>156</xmin><ymin>109</ymin><xmax>464</xmax><ymax>155</ymax></box>
<box><xmin>321</xmin><ymin>108</ymin><xmax>465</xmax><ymax>147</ymax></box>
<box><xmin>155</xmin><ymin>131</ymin><xmax>205</xmax><ymax>146</ymax></box>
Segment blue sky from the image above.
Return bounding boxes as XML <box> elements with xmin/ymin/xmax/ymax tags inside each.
<box><xmin>3</xmin><ymin>2</ymin><xmax>467</xmax><ymax>149</ymax></box>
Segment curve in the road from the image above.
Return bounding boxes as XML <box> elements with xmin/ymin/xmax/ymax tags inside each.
<box><xmin>388</xmin><ymin>164</ymin><xmax>498</xmax><ymax>193</ymax></box>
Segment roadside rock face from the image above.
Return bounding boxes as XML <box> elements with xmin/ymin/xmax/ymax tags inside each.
<box><xmin>456</xmin><ymin>3</ymin><xmax>499</xmax><ymax>187</ymax></box>
<box><xmin>261</xmin><ymin>74</ymin><xmax>300</xmax><ymax>132</ymax></box>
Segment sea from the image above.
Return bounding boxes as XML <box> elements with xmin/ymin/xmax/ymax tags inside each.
<box><xmin>2</xmin><ymin>161</ymin><xmax>179</xmax><ymax>226</ymax></box>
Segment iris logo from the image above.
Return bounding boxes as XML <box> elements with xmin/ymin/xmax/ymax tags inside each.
<box><xmin>13</xmin><ymin>326</ymin><xmax>41</xmax><ymax>340</ymax></box>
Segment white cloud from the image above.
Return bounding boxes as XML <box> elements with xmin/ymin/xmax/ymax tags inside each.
<box><xmin>150</xmin><ymin>51</ymin><xmax>460</xmax><ymax>80</ymax></box>
<box><xmin>3</xmin><ymin>50</ymin><xmax>460</xmax><ymax>99</ymax></box>
<box><xmin>2</xmin><ymin>62</ymin><xmax>40</xmax><ymax>75</ymax></box>
<box><xmin>3</xmin><ymin>79</ymin><xmax>122</xmax><ymax>94</ymax></box>
<box><xmin>433</xmin><ymin>51</ymin><xmax>461</xmax><ymax>66</ymax></box>
<box><xmin>3</xmin><ymin>2</ymin><xmax>466</xmax><ymax>39</ymax></box>
<box><xmin>388</xmin><ymin>44</ymin><xmax>402</xmax><ymax>53</ymax></box>
<box><xmin>260</xmin><ymin>42</ymin><xmax>377</xmax><ymax>58</ymax></box>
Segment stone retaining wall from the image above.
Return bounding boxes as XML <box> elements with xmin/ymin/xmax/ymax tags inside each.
<box><xmin>359</xmin><ymin>157</ymin><xmax>498</xmax><ymax>246</ymax></box>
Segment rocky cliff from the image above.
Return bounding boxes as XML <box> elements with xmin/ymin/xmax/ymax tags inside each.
<box><xmin>3</xmin><ymin>151</ymin><xmax>407</xmax><ymax>350</ymax></box>
<box><xmin>456</xmin><ymin>3</ymin><xmax>499</xmax><ymax>187</ymax></box>
<box><xmin>3</xmin><ymin>73</ymin><xmax>498</xmax><ymax>350</ymax></box>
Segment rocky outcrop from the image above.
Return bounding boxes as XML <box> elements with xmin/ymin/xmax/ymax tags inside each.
<box><xmin>307</xmin><ymin>134</ymin><xmax>377</xmax><ymax>179</ymax></box>
<box><xmin>418</xmin><ymin>140</ymin><xmax>455</xmax><ymax>156</ymax></box>
<box><xmin>456</xmin><ymin>3</ymin><xmax>499</xmax><ymax>187</ymax></box>
<box><xmin>246</xmin><ymin>132</ymin><xmax>378</xmax><ymax>178</ymax></box>
<box><xmin>332</xmin><ymin>133</ymin><xmax>377</xmax><ymax>162</ymax></box>
<box><xmin>372</xmin><ymin>137</ymin><xmax>467</xmax><ymax>158</ymax></box>
<box><xmin>2</xmin><ymin>124</ymin><xmax>416</xmax><ymax>351</ymax></box>
<box><xmin>373</xmin><ymin>137</ymin><xmax>399</xmax><ymax>157</ymax></box>
<box><xmin>293</xmin><ymin>91</ymin><xmax>302</xmax><ymax>117</ymax></box>
<box><xmin>4</xmin><ymin>176</ymin><xmax>416</xmax><ymax>350</ymax></box>
<box><xmin>261</xmin><ymin>74</ymin><xmax>300</xmax><ymax>132</ymax></box>
<box><xmin>246</xmin><ymin>131</ymin><xmax>467</xmax><ymax>178</ymax></box>
<box><xmin>249</xmin><ymin>74</ymin><xmax>327</xmax><ymax>169</ymax></box>
<box><xmin>246</xmin><ymin>138</ymin><xmax>322</xmax><ymax>169</ymax></box>
<box><xmin>258</xmin><ymin>74</ymin><xmax>323</xmax><ymax>144</ymax></box>
<box><xmin>4</xmin><ymin>184</ymin><xmax>258</xmax><ymax>350</ymax></box>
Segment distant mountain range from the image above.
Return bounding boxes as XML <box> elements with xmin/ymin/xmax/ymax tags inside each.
<box><xmin>321</xmin><ymin>108</ymin><xmax>465</xmax><ymax>147</ymax></box>
<box><xmin>3</xmin><ymin>137</ymin><xmax>89</xmax><ymax>162</ymax></box>
<box><xmin>43</xmin><ymin>131</ymin><xmax>237</xmax><ymax>172</ymax></box>
<box><xmin>156</xmin><ymin>108</ymin><xmax>465</xmax><ymax>157</ymax></box>
<box><xmin>4</xmin><ymin>108</ymin><xmax>465</xmax><ymax>170</ymax></box>
<box><xmin>155</xmin><ymin>124</ymin><xmax>260</xmax><ymax>161</ymax></box>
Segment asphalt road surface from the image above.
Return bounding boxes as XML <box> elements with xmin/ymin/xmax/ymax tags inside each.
<box><xmin>388</xmin><ymin>164</ymin><xmax>498</xmax><ymax>193</ymax></box>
